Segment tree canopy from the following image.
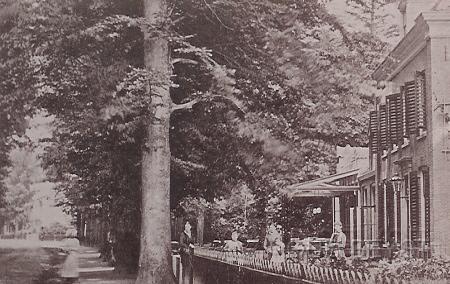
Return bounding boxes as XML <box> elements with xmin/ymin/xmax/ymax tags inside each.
<box><xmin>0</xmin><ymin>0</ymin><xmax>396</xmax><ymax>276</ymax></box>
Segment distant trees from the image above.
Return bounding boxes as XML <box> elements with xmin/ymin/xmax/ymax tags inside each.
<box><xmin>0</xmin><ymin>1</ymin><xmax>32</xmax><ymax>208</ymax></box>
<box><xmin>1</xmin><ymin>147</ymin><xmax>44</xmax><ymax>233</ymax></box>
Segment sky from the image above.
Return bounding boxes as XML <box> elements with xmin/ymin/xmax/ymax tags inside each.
<box><xmin>21</xmin><ymin>113</ymin><xmax>71</xmax><ymax>229</ymax></box>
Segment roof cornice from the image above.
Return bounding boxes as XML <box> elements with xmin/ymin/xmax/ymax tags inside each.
<box><xmin>372</xmin><ymin>16</ymin><xmax>429</xmax><ymax>81</ymax></box>
<box><xmin>373</xmin><ymin>10</ymin><xmax>450</xmax><ymax>82</ymax></box>
<box><xmin>422</xmin><ymin>11</ymin><xmax>450</xmax><ymax>38</ymax></box>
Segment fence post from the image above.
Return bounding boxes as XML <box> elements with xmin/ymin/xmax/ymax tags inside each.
<box><xmin>340</xmin><ymin>270</ymin><xmax>345</xmax><ymax>284</ymax></box>
<box><xmin>314</xmin><ymin>266</ymin><xmax>321</xmax><ymax>282</ymax></box>
<box><xmin>171</xmin><ymin>254</ymin><xmax>182</xmax><ymax>284</ymax></box>
<box><xmin>312</xmin><ymin>266</ymin><xmax>318</xmax><ymax>282</ymax></box>
<box><xmin>333</xmin><ymin>269</ymin><xmax>340</xmax><ymax>284</ymax></box>
<box><xmin>318</xmin><ymin>266</ymin><xmax>325</xmax><ymax>283</ymax></box>
<box><xmin>302</xmin><ymin>264</ymin><xmax>310</xmax><ymax>280</ymax></box>
<box><xmin>344</xmin><ymin>270</ymin><xmax>350</xmax><ymax>284</ymax></box>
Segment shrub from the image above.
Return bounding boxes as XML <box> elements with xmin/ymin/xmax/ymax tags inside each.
<box><xmin>114</xmin><ymin>231</ymin><xmax>140</xmax><ymax>273</ymax></box>
<box><xmin>375</xmin><ymin>255</ymin><xmax>450</xmax><ymax>282</ymax></box>
<box><xmin>33</xmin><ymin>267</ymin><xmax>61</xmax><ymax>284</ymax></box>
<box><xmin>313</xmin><ymin>256</ymin><xmax>370</xmax><ymax>274</ymax></box>
<box><xmin>39</xmin><ymin>222</ymin><xmax>70</xmax><ymax>241</ymax></box>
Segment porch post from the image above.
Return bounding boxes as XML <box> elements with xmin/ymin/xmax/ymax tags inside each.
<box><xmin>393</xmin><ymin>188</ymin><xmax>398</xmax><ymax>243</ymax></box>
<box><xmin>384</xmin><ymin>181</ymin><xmax>388</xmax><ymax>243</ymax></box>
<box><xmin>333</xmin><ymin>197</ymin><xmax>341</xmax><ymax>224</ymax></box>
<box><xmin>350</xmin><ymin>208</ymin><xmax>354</xmax><ymax>256</ymax></box>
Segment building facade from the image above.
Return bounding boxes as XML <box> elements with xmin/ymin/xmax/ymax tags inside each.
<box><xmin>369</xmin><ymin>8</ymin><xmax>450</xmax><ymax>256</ymax></box>
<box><xmin>289</xmin><ymin>4</ymin><xmax>450</xmax><ymax>258</ymax></box>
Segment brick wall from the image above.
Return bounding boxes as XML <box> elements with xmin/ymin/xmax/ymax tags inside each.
<box><xmin>380</xmin><ymin>12</ymin><xmax>450</xmax><ymax>255</ymax></box>
<box><xmin>429</xmin><ymin>33</ymin><xmax>450</xmax><ymax>255</ymax></box>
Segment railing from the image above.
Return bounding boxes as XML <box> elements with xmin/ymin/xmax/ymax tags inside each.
<box><xmin>194</xmin><ymin>247</ymin><xmax>395</xmax><ymax>284</ymax></box>
<box><xmin>173</xmin><ymin>246</ymin><xmax>450</xmax><ymax>283</ymax></box>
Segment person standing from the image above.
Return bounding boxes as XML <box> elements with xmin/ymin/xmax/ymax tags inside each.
<box><xmin>264</xmin><ymin>224</ymin><xmax>285</xmax><ymax>262</ymax></box>
<box><xmin>60</xmin><ymin>228</ymin><xmax>80</xmax><ymax>283</ymax></box>
<box><xmin>180</xmin><ymin>221</ymin><xmax>194</xmax><ymax>284</ymax></box>
<box><xmin>263</xmin><ymin>224</ymin><xmax>276</xmax><ymax>260</ymax></box>
<box><xmin>329</xmin><ymin>221</ymin><xmax>346</xmax><ymax>260</ymax></box>
<box><xmin>270</xmin><ymin>238</ymin><xmax>285</xmax><ymax>263</ymax></box>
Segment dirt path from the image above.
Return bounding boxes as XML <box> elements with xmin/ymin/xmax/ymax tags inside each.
<box><xmin>0</xmin><ymin>241</ymin><xmax>136</xmax><ymax>284</ymax></box>
<box><xmin>77</xmin><ymin>246</ymin><xmax>135</xmax><ymax>283</ymax></box>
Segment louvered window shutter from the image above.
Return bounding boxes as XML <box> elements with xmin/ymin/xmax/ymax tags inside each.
<box><xmin>378</xmin><ymin>183</ymin><xmax>385</xmax><ymax>243</ymax></box>
<box><xmin>415</xmin><ymin>71</ymin><xmax>426</xmax><ymax>130</ymax></box>
<box><xmin>386</xmin><ymin>182</ymin><xmax>395</xmax><ymax>243</ymax></box>
<box><xmin>387</xmin><ymin>93</ymin><xmax>403</xmax><ymax>145</ymax></box>
<box><xmin>369</xmin><ymin>111</ymin><xmax>378</xmax><ymax>154</ymax></box>
<box><xmin>379</xmin><ymin>105</ymin><xmax>388</xmax><ymax>150</ymax></box>
<box><xmin>405</xmin><ymin>81</ymin><xmax>418</xmax><ymax>135</ymax></box>
<box><xmin>409</xmin><ymin>172</ymin><xmax>421</xmax><ymax>245</ymax></box>
<box><xmin>422</xmin><ymin>169</ymin><xmax>431</xmax><ymax>245</ymax></box>
<box><xmin>396</xmin><ymin>189</ymin><xmax>402</xmax><ymax>243</ymax></box>
<box><xmin>401</xmin><ymin>87</ymin><xmax>408</xmax><ymax>138</ymax></box>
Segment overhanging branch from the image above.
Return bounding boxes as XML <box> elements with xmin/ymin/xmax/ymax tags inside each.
<box><xmin>171</xmin><ymin>94</ymin><xmax>244</xmax><ymax>114</ymax></box>
<box><xmin>171</xmin><ymin>157</ymin><xmax>207</xmax><ymax>171</ymax></box>
<box><xmin>171</xmin><ymin>98</ymin><xmax>200</xmax><ymax>111</ymax></box>
<box><xmin>202</xmin><ymin>0</ymin><xmax>234</xmax><ymax>31</ymax></box>
<box><xmin>171</xmin><ymin>58</ymin><xmax>198</xmax><ymax>65</ymax></box>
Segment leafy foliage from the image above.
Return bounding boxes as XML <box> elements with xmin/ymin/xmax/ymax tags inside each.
<box><xmin>313</xmin><ymin>256</ymin><xmax>370</xmax><ymax>274</ymax></box>
<box><xmin>0</xmin><ymin>0</ymin><xmax>395</xmax><ymax>270</ymax></box>
<box><xmin>375</xmin><ymin>256</ymin><xmax>450</xmax><ymax>282</ymax></box>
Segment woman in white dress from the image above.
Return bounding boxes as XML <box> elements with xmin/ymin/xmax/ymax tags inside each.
<box><xmin>60</xmin><ymin>229</ymin><xmax>80</xmax><ymax>283</ymax></box>
<box><xmin>264</xmin><ymin>224</ymin><xmax>285</xmax><ymax>263</ymax></box>
<box><xmin>270</xmin><ymin>239</ymin><xmax>285</xmax><ymax>263</ymax></box>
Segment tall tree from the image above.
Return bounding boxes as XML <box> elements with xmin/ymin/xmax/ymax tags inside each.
<box><xmin>346</xmin><ymin>0</ymin><xmax>400</xmax><ymax>39</ymax></box>
<box><xmin>138</xmin><ymin>1</ymin><xmax>242</xmax><ymax>280</ymax></box>
<box><xmin>0</xmin><ymin>1</ymin><xmax>27</xmax><ymax>207</ymax></box>
<box><xmin>137</xmin><ymin>0</ymin><xmax>173</xmax><ymax>282</ymax></box>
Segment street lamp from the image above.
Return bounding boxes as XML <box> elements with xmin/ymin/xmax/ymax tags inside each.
<box><xmin>391</xmin><ymin>173</ymin><xmax>403</xmax><ymax>193</ymax></box>
<box><xmin>390</xmin><ymin>173</ymin><xmax>410</xmax><ymax>254</ymax></box>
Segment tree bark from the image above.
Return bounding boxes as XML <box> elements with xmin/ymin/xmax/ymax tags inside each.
<box><xmin>197</xmin><ymin>211</ymin><xmax>204</xmax><ymax>246</ymax></box>
<box><xmin>136</xmin><ymin>0</ymin><xmax>175</xmax><ymax>283</ymax></box>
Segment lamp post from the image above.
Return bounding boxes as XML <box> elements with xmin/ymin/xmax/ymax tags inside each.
<box><xmin>391</xmin><ymin>173</ymin><xmax>409</xmax><ymax>254</ymax></box>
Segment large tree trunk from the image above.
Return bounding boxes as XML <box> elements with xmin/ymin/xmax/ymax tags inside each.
<box><xmin>136</xmin><ymin>0</ymin><xmax>174</xmax><ymax>283</ymax></box>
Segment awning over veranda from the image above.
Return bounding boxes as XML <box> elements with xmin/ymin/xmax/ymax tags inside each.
<box><xmin>283</xmin><ymin>169</ymin><xmax>360</xmax><ymax>198</ymax></box>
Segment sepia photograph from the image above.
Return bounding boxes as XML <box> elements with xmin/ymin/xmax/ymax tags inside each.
<box><xmin>1</xmin><ymin>0</ymin><xmax>450</xmax><ymax>283</ymax></box>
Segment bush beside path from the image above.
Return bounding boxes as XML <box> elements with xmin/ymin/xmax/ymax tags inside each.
<box><xmin>0</xmin><ymin>241</ymin><xmax>65</xmax><ymax>284</ymax></box>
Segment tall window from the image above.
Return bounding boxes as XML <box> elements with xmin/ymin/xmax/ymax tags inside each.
<box><xmin>419</xmin><ymin>172</ymin><xmax>425</xmax><ymax>242</ymax></box>
<box><xmin>362</xmin><ymin>184</ymin><xmax>376</xmax><ymax>243</ymax></box>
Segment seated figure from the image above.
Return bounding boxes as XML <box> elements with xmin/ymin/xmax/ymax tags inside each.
<box><xmin>223</xmin><ymin>231</ymin><xmax>243</xmax><ymax>253</ymax></box>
